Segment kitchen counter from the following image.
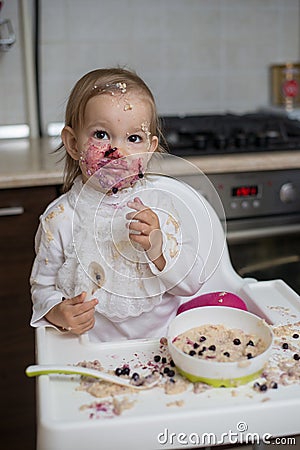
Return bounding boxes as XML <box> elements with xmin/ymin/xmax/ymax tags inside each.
<box><xmin>1</xmin><ymin>138</ymin><xmax>300</xmax><ymax>189</ymax></box>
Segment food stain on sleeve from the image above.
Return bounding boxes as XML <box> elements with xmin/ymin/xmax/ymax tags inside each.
<box><xmin>45</xmin><ymin>204</ymin><xmax>65</xmax><ymax>222</ymax></box>
<box><xmin>43</xmin><ymin>204</ymin><xmax>65</xmax><ymax>245</ymax></box>
<box><xmin>166</xmin><ymin>233</ymin><xmax>179</xmax><ymax>258</ymax></box>
<box><xmin>166</xmin><ymin>214</ymin><xmax>180</xmax><ymax>233</ymax></box>
<box><xmin>45</xmin><ymin>229</ymin><xmax>54</xmax><ymax>243</ymax></box>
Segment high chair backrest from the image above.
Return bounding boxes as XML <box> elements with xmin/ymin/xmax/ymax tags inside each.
<box><xmin>155</xmin><ymin>175</ymin><xmax>244</xmax><ymax>296</ymax></box>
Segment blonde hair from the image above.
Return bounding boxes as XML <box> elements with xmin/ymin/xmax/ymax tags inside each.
<box><xmin>58</xmin><ymin>67</ymin><xmax>167</xmax><ymax>192</ymax></box>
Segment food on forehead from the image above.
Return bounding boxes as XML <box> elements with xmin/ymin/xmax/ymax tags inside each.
<box><xmin>173</xmin><ymin>323</ymin><xmax>267</xmax><ymax>363</ymax></box>
<box><xmin>92</xmin><ymin>81</ymin><xmax>127</xmax><ymax>95</ymax></box>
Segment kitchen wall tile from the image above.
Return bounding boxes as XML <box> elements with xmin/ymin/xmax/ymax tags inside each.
<box><xmin>277</xmin><ymin>5</ymin><xmax>300</xmax><ymax>61</ymax></box>
<box><xmin>1</xmin><ymin>0</ymin><xmax>300</xmax><ymax>134</ymax></box>
<box><xmin>154</xmin><ymin>71</ymin><xmax>222</xmax><ymax>115</ymax></box>
<box><xmin>40</xmin><ymin>1</ymin><xmax>67</xmax><ymax>43</ymax></box>
<box><xmin>220</xmin><ymin>70</ymin><xmax>268</xmax><ymax>112</ymax></box>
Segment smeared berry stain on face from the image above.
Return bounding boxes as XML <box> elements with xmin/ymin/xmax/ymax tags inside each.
<box><xmin>80</xmin><ymin>139</ymin><xmax>145</xmax><ymax>193</ymax></box>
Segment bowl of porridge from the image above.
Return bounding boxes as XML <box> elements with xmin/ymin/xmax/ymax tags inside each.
<box><xmin>167</xmin><ymin>306</ymin><xmax>273</xmax><ymax>387</ymax></box>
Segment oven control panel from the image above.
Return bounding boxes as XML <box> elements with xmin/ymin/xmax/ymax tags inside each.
<box><xmin>179</xmin><ymin>169</ymin><xmax>300</xmax><ymax>220</ymax></box>
<box><xmin>279</xmin><ymin>182</ymin><xmax>297</xmax><ymax>203</ymax></box>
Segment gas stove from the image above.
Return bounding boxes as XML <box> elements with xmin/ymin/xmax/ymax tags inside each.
<box><xmin>160</xmin><ymin>112</ymin><xmax>300</xmax><ymax>156</ymax></box>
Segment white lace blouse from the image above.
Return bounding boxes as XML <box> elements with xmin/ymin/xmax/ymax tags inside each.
<box><xmin>30</xmin><ymin>175</ymin><xmax>204</xmax><ymax>341</ymax></box>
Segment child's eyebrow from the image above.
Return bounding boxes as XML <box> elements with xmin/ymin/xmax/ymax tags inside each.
<box><xmin>87</xmin><ymin>121</ymin><xmax>109</xmax><ymax>128</ymax></box>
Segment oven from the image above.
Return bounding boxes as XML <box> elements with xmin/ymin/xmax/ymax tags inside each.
<box><xmin>161</xmin><ymin>112</ymin><xmax>300</xmax><ymax>295</ymax></box>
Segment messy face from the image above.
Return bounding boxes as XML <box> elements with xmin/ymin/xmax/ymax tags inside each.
<box><xmin>75</xmin><ymin>90</ymin><xmax>158</xmax><ymax>193</ymax></box>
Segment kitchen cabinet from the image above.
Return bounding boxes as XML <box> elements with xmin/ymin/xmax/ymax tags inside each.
<box><xmin>0</xmin><ymin>185</ymin><xmax>60</xmax><ymax>449</ymax></box>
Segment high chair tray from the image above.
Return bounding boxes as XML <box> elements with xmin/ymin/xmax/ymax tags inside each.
<box><xmin>34</xmin><ymin>280</ymin><xmax>300</xmax><ymax>450</ymax></box>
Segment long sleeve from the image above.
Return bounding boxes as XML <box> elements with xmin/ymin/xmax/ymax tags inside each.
<box><xmin>147</xmin><ymin>206</ymin><xmax>204</xmax><ymax>297</ymax></box>
<box><xmin>30</xmin><ymin>196</ymin><xmax>71</xmax><ymax>328</ymax></box>
<box><xmin>145</xmin><ymin>175</ymin><xmax>217</xmax><ymax>298</ymax></box>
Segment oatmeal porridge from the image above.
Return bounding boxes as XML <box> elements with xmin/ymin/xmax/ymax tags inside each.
<box><xmin>172</xmin><ymin>323</ymin><xmax>268</xmax><ymax>362</ymax></box>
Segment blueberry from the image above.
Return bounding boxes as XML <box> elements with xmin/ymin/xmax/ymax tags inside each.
<box><xmin>199</xmin><ymin>336</ymin><xmax>206</xmax><ymax>342</ymax></box>
<box><xmin>223</xmin><ymin>352</ymin><xmax>230</xmax><ymax>357</ymax></box>
<box><xmin>138</xmin><ymin>172</ymin><xmax>144</xmax><ymax>178</ymax></box>
<box><xmin>189</xmin><ymin>350</ymin><xmax>196</xmax><ymax>356</ymax></box>
<box><xmin>115</xmin><ymin>368</ymin><xmax>123</xmax><ymax>376</ymax></box>
<box><xmin>193</xmin><ymin>343</ymin><xmax>200</xmax><ymax>349</ymax></box>
<box><xmin>198</xmin><ymin>351</ymin><xmax>203</xmax><ymax>356</ymax></box>
<box><xmin>208</xmin><ymin>345</ymin><xmax>216</xmax><ymax>351</ymax></box>
<box><xmin>112</xmin><ymin>187</ymin><xmax>118</xmax><ymax>194</ymax></box>
<box><xmin>161</xmin><ymin>357</ymin><xmax>167</xmax><ymax>364</ymax></box>
<box><xmin>153</xmin><ymin>355</ymin><xmax>161</xmax><ymax>363</ymax></box>
<box><xmin>121</xmin><ymin>367</ymin><xmax>130</xmax><ymax>376</ymax></box>
<box><xmin>131</xmin><ymin>372</ymin><xmax>140</xmax><ymax>381</ymax></box>
<box><xmin>247</xmin><ymin>340</ymin><xmax>254</xmax><ymax>346</ymax></box>
<box><xmin>293</xmin><ymin>353</ymin><xmax>300</xmax><ymax>361</ymax></box>
<box><xmin>170</xmin><ymin>359</ymin><xmax>175</xmax><ymax>367</ymax></box>
<box><xmin>270</xmin><ymin>381</ymin><xmax>278</xmax><ymax>389</ymax></box>
<box><xmin>293</xmin><ymin>333</ymin><xmax>299</xmax><ymax>339</ymax></box>
<box><xmin>282</xmin><ymin>343</ymin><xmax>289</xmax><ymax>349</ymax></box>
<box><xmin>163</xmin><ymin>367</ymin><xmax>170</xmax><ymax>374</ymax></box>
<box><xmin>167</xmin><ymin>370</ymin><xmax>175</xmax><ymax>377</ymax></box>
<box><xmin>233</xmin><ymin>338</ymin><xmax>241</xmax><ymax>345</ymax></box>
<box><xmin>260</xmin><ymin>384</ymin><xmax>268</xmax><ymax>392</ymax></box>
<box><xmin>247</xmin><ymin>353</ymin><xmax>253</xmax><ymax>359</ymax></box>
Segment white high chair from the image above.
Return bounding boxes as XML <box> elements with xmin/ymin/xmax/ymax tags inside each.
<box><xmin>33</xmin><ymin>175</ymin><xmax>300</xmax><ymax>450</ymax></box>
<box><xmin>154</xmin><ymin>175</ymin><xmax>250</xmax><ymax>296</ymax></box>
<box><xmin>153</xmin><ymin>174</ymin><xmax>299</xmax><ymax>323</ymax></box>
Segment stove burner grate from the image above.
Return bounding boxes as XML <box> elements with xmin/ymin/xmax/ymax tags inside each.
<box><xmin>160</xmin><ymin>112</ymin><xmax>300</xmax><ymax>156</ymax></box>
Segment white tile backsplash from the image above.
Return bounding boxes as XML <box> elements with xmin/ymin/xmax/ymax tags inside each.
<box><xmin>1</xmin><ymin>0</ymin><xmax>299</xmax><ymax>133</ymax></box>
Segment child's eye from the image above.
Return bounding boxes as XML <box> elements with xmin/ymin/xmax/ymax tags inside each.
<box><xmin>128</xmin><ymin>134</ymin><xmax>142</xmax><ymax>143</ymax></box>
<box><xmin>94</xmin><ymin>130</ymin><xmax>109</xmax><ymax>140</ymax></box>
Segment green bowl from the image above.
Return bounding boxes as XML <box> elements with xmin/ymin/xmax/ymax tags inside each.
<box><xmin>167</xmin><ymin>306</ymin><xmax>273</xmax><ymax>387</ymax></box>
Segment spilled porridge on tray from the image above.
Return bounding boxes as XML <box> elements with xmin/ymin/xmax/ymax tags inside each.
<box><xmin>74</xmin><ymin>323</ymin><xmax>300</xmax><ymax>419</ymax></box>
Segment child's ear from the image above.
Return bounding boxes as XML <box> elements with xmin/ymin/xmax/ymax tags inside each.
<box><xmin>61</xmin><ymin>126</ymin><xmax>80</xmax><ymax>160</ymax></box>
<box><xmin>149</xmin><ymin>135</ymin><xmax>158</xmax><ymax>153</ymax></box>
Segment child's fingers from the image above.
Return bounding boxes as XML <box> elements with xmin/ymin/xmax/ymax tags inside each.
<box><xmin>134</xmin><ymin>197</ymin><xmax>143</xmax><ymax>204</ymax></box>
<box><xmin>128</xmin><ymin>220</ymin><xmax>151</xmax><ymax>236</ymax></box>
<box><xmin>63</xmin><ymin>292</ymin><xmax>86</xmax><ymax>305</ymax></box>
<box><xmin>61</xmin><ymin>297</ymin><xmax>98</xmax><ymax>333</ymax></box>
<box><xmin>127</xmin><ymin>199</ymin><xmax>146</xmax><ymax>213</ymax></box>
<box><xmin>126</xmin><ymin>202</ymin><xmax>159</xmax><ymax>227</ymax></box>
<box><xmin>73</xmin><ymin>298</ymin><xmax>98</xmax><ymax>317</ymax></box>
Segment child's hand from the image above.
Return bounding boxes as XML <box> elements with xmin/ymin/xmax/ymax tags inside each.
<box><xmin>126</xmin><ymin>197</ymin><xmax>166</xmax><ymax>271</ymax></box>
<box><xmin>45</xmin><ymin>292</ymin><xmax>98</xmax><ymax>335</ymax></box>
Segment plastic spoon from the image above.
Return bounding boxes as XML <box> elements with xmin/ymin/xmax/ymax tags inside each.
<box><xmin>79</xmin><ymin>261</ymin><xmax>105</xmax><ymax>344</ymax></box>
<box><xmin>25</xmin><ymin>364</ymin><xmax>160</xmax><ymax>390</ymax></box>
<box><xmin>85</xmin><ymin>261</ymin><xmax>105</xmax><ymax>300</ymax></box>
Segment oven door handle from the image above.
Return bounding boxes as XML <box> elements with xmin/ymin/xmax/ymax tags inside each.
<box><xmin>226</xmin><ymin>223</ymin><xmax>300</xmax><ymax>243</ymax></box>
<box><xmin>238</xmin><ymin>255</ymin><xmax>300</xmax><ymax>276</ymax></box>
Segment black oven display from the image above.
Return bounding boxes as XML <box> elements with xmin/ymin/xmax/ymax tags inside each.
<box><xmin>231</xmin><ymin>185</ymin><xmax>259</xmax><ymax>197</ymax></box>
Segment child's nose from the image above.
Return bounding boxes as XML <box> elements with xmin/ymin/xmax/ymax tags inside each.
<box><xmin>110</xmin><ymin>142</ymin><xmax>131</xmax><ymax>156</ymax></box>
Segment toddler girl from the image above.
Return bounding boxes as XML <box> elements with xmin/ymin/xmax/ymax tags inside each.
<box><xmin>30</xmin><ymin>68</ymin><xmax>204</xmax><ymax>341</ymax></box>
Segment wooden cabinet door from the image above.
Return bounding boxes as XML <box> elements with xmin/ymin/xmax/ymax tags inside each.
<box><xmin>0</xmin><ymin>185</ymin><xmax>59</xmax><ymax>449</ymax></box>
